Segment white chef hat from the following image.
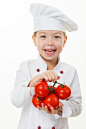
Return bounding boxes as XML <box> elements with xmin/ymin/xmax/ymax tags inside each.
<box><xmin>29</xmin><ymin>3</ymin><xmax>78</xmax><ymax>32</ymax></box>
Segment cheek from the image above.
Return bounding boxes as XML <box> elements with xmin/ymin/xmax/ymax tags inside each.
<box><xmin>37</xmin><ymin>44</ymin><xmax>42</xmax><ymax>51</ymax></box>
<box><xmin>36</xmin><ymin>41</ymin><xmax>44</xmax><ymax>51</ymax></box>
<box><xmin>37</xmin><ymin>39</ymin><xmax>46</xmax><ymax>49</ymax></box>
<box><xmin>56</xmin><ymin>42</ymin><xmax>63</xmax><ymax>49</ymax></box>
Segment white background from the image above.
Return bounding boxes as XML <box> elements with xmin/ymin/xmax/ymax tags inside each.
<box><xmin>0</xmin><ymin>0</ymin><xmax>86</xmax><ymax>129</ymax></box>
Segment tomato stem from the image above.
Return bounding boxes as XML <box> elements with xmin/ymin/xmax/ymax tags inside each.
<box><xmin>53</xmin><ymin>81</ymin><xmax>65</xmax><ymax>88</ymax></box>
<box><xmin>48</xmin><ymin>81</ymin><xmax>65</xmax><ymax>94</ymax></box>
<box><xmin>38</xmin><ymin>97</ymin><xmax>44</xmax><ymax>102</ymax></box>
<box><xmin>55</xmin><ymin>81</ymin><xmax>65</xmax><ymax>88</ymax></box>
<box><xmin>49</xmin><ymin>81</ymin><xmax>57</xmax><ymax>91</ymax></box>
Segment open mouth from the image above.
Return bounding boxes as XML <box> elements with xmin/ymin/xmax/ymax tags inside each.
<box><xmin>44</xmin><ymin>49</ymin><xmax>56</xmax><ymax>53</ymax></box>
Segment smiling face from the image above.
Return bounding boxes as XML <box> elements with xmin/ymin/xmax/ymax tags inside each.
<box><xmin>32</xmin><ymin>30</ymin><xmax>67</xmax><ymax>65</ymax></box>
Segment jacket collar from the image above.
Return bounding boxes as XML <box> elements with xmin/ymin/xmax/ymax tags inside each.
<box><xmin>37</xmin><ymin>54</ymin><xmax>61</xmax><ymax>71</ymax></box>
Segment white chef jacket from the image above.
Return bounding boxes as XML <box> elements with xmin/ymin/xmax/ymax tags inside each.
<box><xmin>10</xmin><ymin>54</ymin><xmax>82</xmax><ymax>129</ymax></box>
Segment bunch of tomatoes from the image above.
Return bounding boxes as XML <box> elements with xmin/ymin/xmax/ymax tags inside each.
<box><xmin>32</xmin><ymin>81</ymin><xmax>71</xmax><ymax>111</ymax></box>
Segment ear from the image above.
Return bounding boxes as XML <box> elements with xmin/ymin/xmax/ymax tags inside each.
<box><xmin>63</xmin><ymin>36</ymin><xmax>67</xmax><ymax>47</ymax></box>
<box><xmin>32</xmin><ymin>35</ymin><xmax>37</xmax><ymax>46</ymax></box>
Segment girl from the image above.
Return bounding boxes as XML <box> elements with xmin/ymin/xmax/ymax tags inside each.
<box><xmin>10</xmin><ymin>3</ymin><xmax>82</xmax><ymax>129</ymax></box>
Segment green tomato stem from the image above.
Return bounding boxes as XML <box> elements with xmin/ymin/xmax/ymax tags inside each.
<box><xmin>48</xmin><ymin>81</ymin><xmax>65</xmax><ymax>93</ymax></box>
<box><xmin>38</xmin><ymin>97</ymin><xmax>44</xmax><ymax>102</ymax></box>
<box><xmin>53</xmin><ymin>81</ymin><xmax>65</xmax><ymax>88</ymax></box>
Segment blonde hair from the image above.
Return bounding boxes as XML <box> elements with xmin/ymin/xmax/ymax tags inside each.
<box><xmin>33</xmin><ymin>31</ymin><xmax>66</xmax><ymax>37</ymax></box>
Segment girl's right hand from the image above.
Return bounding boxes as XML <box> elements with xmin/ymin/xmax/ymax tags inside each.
<box><xmin>28</xmin><ymin>70</ymin><xmax>60</xmax><ymax>87</ymax></box>
<box><xmin>37</xmin><ymin>102</ymin><xmax>63</xmax><ymax>115</ymax></box>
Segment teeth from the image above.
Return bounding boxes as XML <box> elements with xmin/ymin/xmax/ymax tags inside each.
<box><xmin>44</xmin><ymin>49</ymin><xmax>56</xmax><ymax>53</ymax></box>
<box><xmin>46</xmin><ymin>50</ymin><xmax>55</xmax><ymax>53</ymax></box>
<box><xmin>48</xmin><ymin>50</ymin><xmax>52</xmax><ymax>51</ymax></box>
<box><xmin>45</xmin><ymin>49</ymin><xmax>55</xmax><ymax>52</ymax></box>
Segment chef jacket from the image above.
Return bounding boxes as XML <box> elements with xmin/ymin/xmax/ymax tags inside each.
<box><xmin>10</xmin><ymin>54</ymin><xmax>82</xmax><ymax>129</ymax></box>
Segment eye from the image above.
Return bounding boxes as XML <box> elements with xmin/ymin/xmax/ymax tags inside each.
<box><xmin>54</xmin><ymin>36</ymin><xmax>60</xmax><ymax>38</ymax></box>
<box><xmin>40</xmin><ymin>35</ymin><xmax>46</xmax><ymax>38</ymax></box>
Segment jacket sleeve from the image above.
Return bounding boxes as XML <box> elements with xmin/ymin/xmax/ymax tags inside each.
<box><xmin>55</xmin><ymin>69</ymin><xmax>82</xmax><ymax>119</ymax></box>
<box><xmin>10</xmin><ymin>61</ymin><xmax>35</xmax><ymax>108</ymax></box>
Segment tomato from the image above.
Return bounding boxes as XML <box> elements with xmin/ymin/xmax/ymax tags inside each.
<box><xmin>35</xmin><ymin>81</ymin><xmax>49</xmax><ymax>98</ymax></box>
<box><xmin>32</xmin><ymin>94</ymin><xmax>44</xmax><ymax>108</ymax></box>
<box><xmin>48</xmin><ymin>86</ymin><xmax>56</xmax><ymax>94</ymax></box>
<box><xmin>55</xmin><ymin>85</ymin><xmax>71</xmax><ymax>100</ymax></box>
<box><xmin>43</xmin><ymin>94</ymin><xmax>59</xmax><ymax>111</ymax></box>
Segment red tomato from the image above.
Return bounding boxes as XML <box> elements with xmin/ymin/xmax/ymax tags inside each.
<box><xmin>48</xmin><ymin>86</ymin><xmax>56</xmax><ymax>94</ymax></box>
<box><xmin>43</xmin><ymin>94</ymin><xmax>59</xmax><ymax>111</ymax></box>
<box><xmin>32</xmin><ymin>94</ymin><xmax>44</xmax><ymax>108</ymax></box>
<box><xmin>35</xmin><ymin>81</ymin><xmax>49</xmax><ymax>98</ymax></box>
<box><xmin>55</xmin><ymin>85</ymin><xmax>71</xmax><ymax>100</ymax></box>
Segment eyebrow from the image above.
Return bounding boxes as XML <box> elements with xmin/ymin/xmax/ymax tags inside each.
<box><xmin>39</xmin><ymin>32</ymin><xmax>46</xmax><ymax>34</ymax></box>
<box><xmin>54</xmin><ymin>32</ymin><xmax>62</xmax><ymax>34</ymax></box>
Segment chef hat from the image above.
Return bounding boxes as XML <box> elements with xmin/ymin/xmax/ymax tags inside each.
<box><xmin>29</xmin><ymin>3</ymin><xmax>78</xmax><ymax>32</ymax></box>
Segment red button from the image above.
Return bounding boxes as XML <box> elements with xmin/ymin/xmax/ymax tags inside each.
<box><xmin>60</xmin><ymin>71</ymin><xmax>63</xmax><ymax>74</ymax></box>
<box><xmin>37</xmin><ymin>69</ymin><xmax>40</xmax><ymax>72</ymax></box>
<box><xmin>38</xmin><ymin>126</ymin><xmax>41</xmax><ymax>129</ymax></box>
<box><xmin>52</xmin><ymin>127</ymin><xmax>55</xmax><ymax>129</ymax></box>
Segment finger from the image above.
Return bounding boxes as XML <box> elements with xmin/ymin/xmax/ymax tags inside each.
<box><xmin>55</xmin><ymin>106</ymin><xmax>63</xmax><ymax>112</ymax></box>
<box><xmin>59</xmin><ymin>102</ymin><xmax>64</xmax><ymax>107</ymax></box>
<box><xmin>45</xmin><ymin>105</ymin><xmax>50</xmax><ymax>113</ymax></box>
<box><xmin>51</xmin><ymin>107</ymin><xmax>57</xmax><ymax>114</ymax></box>
<box><xmin>58</xmin><ymin>76</ymin><xmax>60</xmax><ymax>79</ymax></box>
<box><xmin>54</xmin><ymin>107</ymin><xmax>63</xmax><ymax>114</ymax></box>
<box><xmin>54</xmin><ymin>72</ymin><xmax>59</xmax><ymax>81</ymax></box>
<box><xmin>57</xmin><ymin>107</ymin><xmax>63</xmax><ymax>112</ymax></box>
<box><xmin>50</xmin><ymin>106</ymin><xmax>54</xmax><ymax>111</ymax></box>
<box><xmin>45</xmin><ymin>71</ymin><xmax>54</xmax><ymax>82</ymax></box>
<box><xmin>37</xmin><ymin>106</ymin><xmax>41</xmax><ymax>110</ymax></box>
<box><xmin>58</xmin><ymin>110</ymin><xmax>62</xmax><ymax>116</ymax></box>
<box><xmin>41</xmin><ymin>103</ymin><xmax>45</xmax><ymax>110</ymax></box>
<box><xmin>37</xmin><ymin>103</ymin><xmax>45</xmax><ymax>110</ymax></box>
<box><xmin>47</xmin><ymin>70</ymin><xmax>58</xmax><ymax>82</ymax></box>
<box><xmin>37</xmin><ymin>106</ymin><xmax>39</xmax><ymax>108</ymax></box>
<box><xmin>55</xmin><ymin>106</ymin><xmax>59</xmax><ymax>110</ymax></box>
<box><xmin>44</xmin><ymin>105</ymin><xmax>52</xmax><ymax>114</ymax></box>
<box><xmin>44</xmin><ymin>70</ymin><xmax>60</xmax><ymax>82</ymax></box>
<box><xmin>51</xmin><ymin>71</ymin><xmax>60</xmax><ymax>82</ymax></box>
<box><xmin>42</xmin><ymin>73</ymin><xmax>49</xmax><ymax>82</ymax></box>
<box><xmin>59</xmin><ymin>107</ymin><xmax>63</xmax><ymax>112</ymax></box>
<box><xmin>49</xmin><ymin>71</ymin><xmax>57</xmax><ymax>81</ymax></box>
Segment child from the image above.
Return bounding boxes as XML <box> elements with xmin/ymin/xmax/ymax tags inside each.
<box><xmin>10</xmin><ymin>3</ymin><xmax>82</xmax><ymax>129</ymax></box>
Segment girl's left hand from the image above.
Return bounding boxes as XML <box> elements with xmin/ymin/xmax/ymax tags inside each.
<box><xmin>37</xmin><ymin>102</ymin><xmax>64</xmax><ymax>116</ymax></box>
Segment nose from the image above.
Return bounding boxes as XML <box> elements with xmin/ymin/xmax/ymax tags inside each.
<box><xmin>46</xmin><ymin>37</ymin><xmax>53</xmax><ymax>46</ymax></box>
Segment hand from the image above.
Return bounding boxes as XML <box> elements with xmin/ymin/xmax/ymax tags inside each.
<box><xmin>37</xmin><ymin>102</ymin><xmax>64</xmax><ymax>116</ymax></box>
<box><xmin>39</xmin><ymin>70</ymin><xmax>60</xmax><ymax>83</ymax></box>
<box><xmin>28</xmin><ymin>70</ymin><xmax>60</xmax><ymax>87</ymax></box>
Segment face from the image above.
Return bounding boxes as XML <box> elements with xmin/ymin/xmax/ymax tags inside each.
<box><xmin>32</xmin><ymin>30</ymin><xmax>67</xmax><ymax>63</ymax></box>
